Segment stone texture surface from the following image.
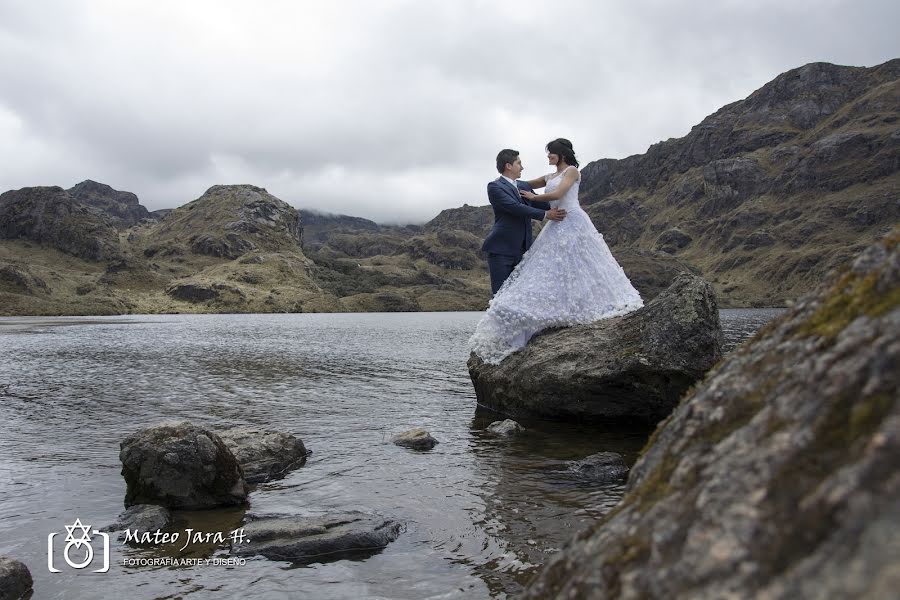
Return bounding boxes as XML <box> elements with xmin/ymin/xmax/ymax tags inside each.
<box><xmin>218</xmin><ymin>426</ymin><xmax>309</xmax><ymax>484</ymax></box>
<box><xmin>0</xmin><ymin>186</ymin><xmax>121</xmax><ymax>261</ymax></box>
<box><xmin>120</xmin><ymin>421</ymin><xmax>249</xmax><ymax>509</ymax></box>
<box><xmin>231</xmin><ymin>512</ymin><xmax>402</xmax><ymax>563</ymax></box>
<box><xmin>486</xmin><ymin>419</ymin><xmax>525</xmax><ymax>436</ymax></box>
<box><xmin>0</xmin><ymin>556</ymin><xmax>32</xmax><ymax>600</ymax></box>
<box><xmin>67</xmin><ymin>179</ymin><xmax>151</xmax><ymax>228</ymax></box>
<box><xmin>524</xmin><ymin>228</ymin><xmax>900</xmax><ymax>599</ymax></box>
<box><xmin>391</xmin><ymin>428</ymin><xmax>439</xmax><ymax>450</ymax></box>
<box><xmin>468</xmin><ymin>273</ymin><xmax>723</xmax><ymax>424</ymax></box>
<box><xmin>566</xmin><ymin>452</ymin><xmax>629</xmax><ymax>484</ymax></box>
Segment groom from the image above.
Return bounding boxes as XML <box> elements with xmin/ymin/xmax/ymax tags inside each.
<box><xmin>482</xmin><ymin>149</ymin><xmax>567</xmax><ymax>295</ymax></box>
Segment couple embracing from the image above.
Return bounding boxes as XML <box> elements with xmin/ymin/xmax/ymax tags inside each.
<box><xmin>468</xmin><ymin>138</ymin><xmax>644</xmax><ymax>365</ymax></box>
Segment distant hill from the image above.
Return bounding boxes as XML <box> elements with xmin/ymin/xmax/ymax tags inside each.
<box><xmin>0</xmin><ymin>58</ymin><xmax>896</xmax><ymax>316</ymax></box>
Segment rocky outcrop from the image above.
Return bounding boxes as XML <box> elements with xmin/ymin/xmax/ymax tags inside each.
<box><xmin>67</xmin><ymin>179</ymin><xmax>150</xmax><ymax>228</ymax></box>
<box><xmin>120</xmin><ymin>421</ymin><xmax>249</xmax><ymax>509</ymax></box>
<box><xmin>524</xmin><ymin>229</ymin><xmax>900</xmax><ymax>599</ymax></box>
<box><xmin>231</xmin><ymin>512</ymin><xmax>403</xmax><ymax>563</ymax></box>
<box><xmin>0</xmin><ymin>263</ymin><xmax>49</xmax><ymax>295</ymax></box>
<box><xmin>164</xmin><ymin>281</ymin><xmax>246</xmax><ymax>304</ymax></box>
<box><xmin>654</xmin><ymin>228</ymin><xmax>693</xmax><ymax>254</ymax></box>
<box><xmin>0</xmin><ymin>556</ymin><xmax>32</xmax><ymax>600</ymax></box>
<box><xmin>468</xmin><ymin>273</ymin><xmax>723</xmax><ymax>424</ymax></box>
<box><xmin>391</xmin><ymin>428</ymin><xmax>439</xmax><ymax>450</ymax></box>
<box><xmin>0</xmin><ymin>186</ymin><xmax>121</xmax><ymax>261</ymax></box>
<box><xmin>217</xmin><ymin>427</ymin><xmax>310</xmax><ymax>484</ymax></box>
<box><xmin>402</xmin><ymin>230</ymin><xmax>482</xmax><ymax>270</ymax></box>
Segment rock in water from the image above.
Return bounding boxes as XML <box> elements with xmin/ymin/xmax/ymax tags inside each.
<box><xmin>101</xmin><ymin>504</ymin><xmax>174</xmax><ymax>539</ymax></box>
<box><xmin>217</xmin><ymin>426</ymin><xmax>309</xmax><ymax>484</ymax></box>
<box><xmin>391</xmin><ymin>428</ymin><xmax>439</xmax><ymax>450</ymax></box>
<box><xmin>486</xmin><ymin>419</ymin><xmax>525</xmax><ymax>435</ymax></box>
<box><xmin>468</xmin><ymin>273</ymin><xmax>723</xmax><ymax>424</ymax></box>
<box><xmin>0</xmin><ymin>556</ymin><xmax>32</xmax><ymax>600</ymax></box>
<box><xmin>524</xmin><ymin>228</ymin><xmax>900</xmax><ymax>599</ymax></box>
<box><xmin>231</xmin><ymin>512</ymin><xmax>402</xmax><ymax>563</ymax></box>
<box><xmin>567</xmin><ymin>452</ymin><xmax>629</xmax><ymax>484</ymax></box>
<box><xmin>120</xmin><ymin>421</ymin><xmax>249</xmax><ymax>509</ymax></box>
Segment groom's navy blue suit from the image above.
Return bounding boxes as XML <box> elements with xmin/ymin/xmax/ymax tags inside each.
<box><xmin>482</xmin><ymin>177</ymin><xmax>551</xmax><ymax>295</ymax></box>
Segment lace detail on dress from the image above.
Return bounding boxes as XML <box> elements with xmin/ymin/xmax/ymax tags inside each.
<box><xmin>468</xmin><ymin>167</ymin><xmax>643</xmax><ymax>364</ymax></box>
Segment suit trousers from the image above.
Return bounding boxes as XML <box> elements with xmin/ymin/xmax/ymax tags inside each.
<box><xmin>487</xmin><ymin>252</ymin><xmax>522</xmax><ymax>296</ymax></box>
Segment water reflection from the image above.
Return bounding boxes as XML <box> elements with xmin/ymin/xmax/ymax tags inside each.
<box><xmin>0</xmin><ymin>309</ymin><xmax>781</xmax><ymax>599</ymax></box>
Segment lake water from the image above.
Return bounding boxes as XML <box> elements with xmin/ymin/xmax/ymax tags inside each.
<box><xmin>0</xmin><ymin>308</ymin><xmax>784</xmax><ymax>599</ymax></box>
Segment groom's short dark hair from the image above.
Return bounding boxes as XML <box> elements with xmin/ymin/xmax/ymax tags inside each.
<box><xmin>496</xmin><ymin>149</ymin><xmax>519</xmax><ymax>173</ymax></box>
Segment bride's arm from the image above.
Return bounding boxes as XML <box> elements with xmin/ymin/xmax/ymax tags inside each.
<box><xmin>520</xmin><ymin>169</ymin><xmax>579</xmax><ymax>202</ymax></box>
<box><xmin>523</xmin><ymin>175</ymin><xmax>547</xmax><ymax>189</ymax></box>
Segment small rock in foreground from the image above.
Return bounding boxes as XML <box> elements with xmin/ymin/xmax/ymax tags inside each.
<box><xmin>567</xmin><ymin>452</ymin><xmax>629</xmax><ymax>483</ymax></box>
<box><xmin>391</xmin><ymin>428</ymin><xmax>438</xmax><ymax>450</ymax></box>
<box><xmin>486</xmin><ymin>419</ymin><xmax>525</xmax><ymax>436</ymax></box>
<box><xmin>0</xmin><ymin>556</ymin><xmax>33</xmax><ymax>600</ymax></box>
<box><xmin>231</xmin><ymin>512</ymin><xmax>402</xmax><ymax>563</ymax></box>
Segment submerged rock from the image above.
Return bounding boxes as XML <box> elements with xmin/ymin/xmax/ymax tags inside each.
<box><xmin>217</xmin><ymin>426</ymin><xmax>310</xmax><ymax>484</ymax></box>
<box><xmin>524</xmin><ymin>229</ymin><xmax>900</xmax><ymax>599</ymax></box>
<box><xmin>468</xmin><ymin>273</ymin><xmax>723</xmax><ymax>424</ymax></box>
<box><xmin>567</xmin><ymin>452</ymin><xmax>629</xmax><ymax>484</ymax></box>
<box><xmin>486</xmin><ymin>419</ymin><xmax>525</xmax><ymax>436</ymax></box>
<box><xmin>120</xmin><ymin>421</ymin><xmax>249</xmax><ymax>509</ymax></box>
<box><xmin>231</xmin><ymin>512</ymin><xmax>402</xmax><ymax>563</ymax></box>
<box><xmin>391</xmin><ymin>428</ymin><xmax>439</xmax><ymax>450</ymax></box>
<box><xmin>0</xmin><ymin>556</ymin><xmax>32</xmax><ymax>600</ymax></box>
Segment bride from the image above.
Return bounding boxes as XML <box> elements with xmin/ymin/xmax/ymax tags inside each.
<box><xmin>468</xmin><ymin>138</ymin><xmax>644</xmax><ymax>365</ymax></box>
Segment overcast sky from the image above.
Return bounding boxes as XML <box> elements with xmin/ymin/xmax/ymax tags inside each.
<box><xmin>1</xmin><ymin>1</ymin><xmax>897</xmax><ymax>223</ymax></box>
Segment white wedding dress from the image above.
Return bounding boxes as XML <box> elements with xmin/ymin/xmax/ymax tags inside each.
<box><xmin>468</xmin><ymin>166</ymin><xmax>644</xmax><ymax>364</ymax></box>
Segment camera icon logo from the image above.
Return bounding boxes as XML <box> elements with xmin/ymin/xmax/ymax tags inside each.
<box><xmin>47</xmin><ymin>518</ymin><xmax>110</xmax><ymax>573</ymax></box>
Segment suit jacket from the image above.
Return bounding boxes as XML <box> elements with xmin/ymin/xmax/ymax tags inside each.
<box><xmin>481</xmin><ymin>177</ymin><xmax>551</xmax><ymax>256</ymax></box>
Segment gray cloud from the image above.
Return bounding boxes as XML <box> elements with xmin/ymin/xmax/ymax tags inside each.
<box><xmin>1</xmin><ymin>0</ymin><xmax>897</xmax><ymax>222</ymax></box>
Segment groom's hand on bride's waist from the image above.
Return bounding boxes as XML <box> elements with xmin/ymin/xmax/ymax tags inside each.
<box><xmin>544</xmin><ymin>208</ymin><xmax>567</xmax><ymax>221</ymax></box>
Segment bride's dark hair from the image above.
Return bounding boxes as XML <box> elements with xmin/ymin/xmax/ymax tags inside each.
<box><xmin>546</xmin><ymin>138</ymin><xmax>579</xmax><ymax>168</ymax></box>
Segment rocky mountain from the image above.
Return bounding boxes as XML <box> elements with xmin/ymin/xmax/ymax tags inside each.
<box><xmin>524</xmin><ymin>227</ymin><xmax>899</xmax><ymax>599</ymax></box>
<box><xmin>144</xmin><ymin>184</ymin><xmax>303</xmax><ymax>259</ymax></box>
<box><xmin>580</xmin><ymin>59</ymin><xmax>900</xmax><ymax>306</ymax></box>
<box><xmin>0</xmin><ymin>185</ymin><xmax>121</xmax><ymax>261</ymax></box>
<box><xmin>0</xmin><ymin>59</ymin><xmax>896</xmax><ymax>316</ymax></box>
<box><xmin>67</xmin><ymin>179</ymin><xmax>151</xmax><ymax>228</ymax></box>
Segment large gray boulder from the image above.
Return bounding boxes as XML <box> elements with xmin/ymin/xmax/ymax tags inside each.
<box><xmin>231</xmin><ymin>512</ymin><xmax>402</xmax><ymax>563</ymax></box>
<box><xmin>120</xmin><ymin>421</ymin><xmax>249</xmax><ymax>509</ymax></box>
<box><xmin>217</xmin><ymin>426</ymin><xmax>309</xmax><ymax>484</ymax></box>
<box><xmin>468</xmin><ymin>273</ymin><xmax>723</xmax><ymax>424</ymax></box>
<box><xmin>524</xmin><ymin>229</ymin><xmax>900</xmax><ymax>599</ymax></box>
<box><xmin>0</xmin><ymin>556</ymin><xmax>32</xmax><ymax>600</ymax></box>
